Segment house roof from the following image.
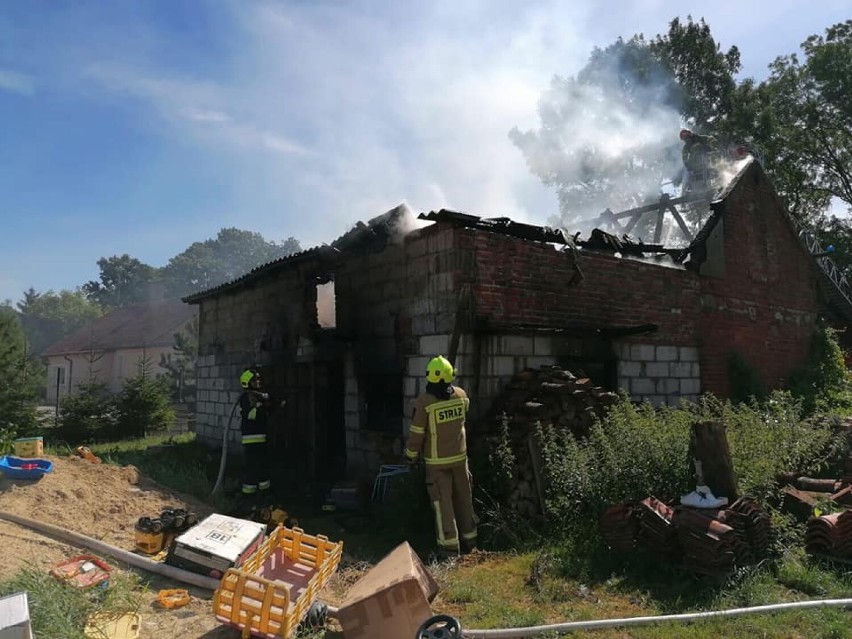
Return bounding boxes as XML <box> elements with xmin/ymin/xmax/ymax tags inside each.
<box><xmin>41</xmin><ymin>298</ymin><xmax>197</xmax><ymax>356</ymax></box>
<box><xmin>182</xmin><ymin>203</ymin><xmax>413</xmax><ymax>304</ymax></box>
<box><xmin>181</xmin><ymin>245</ymin><xmax>340</xmax><ymax>303</ymax></box>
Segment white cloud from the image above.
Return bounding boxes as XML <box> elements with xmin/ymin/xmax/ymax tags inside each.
<box><xmin>0</xmin><ymin>68</ymin><xmax>34</xmax><ymax>95</ymax></box>
<box><xmin>182</xmin><ymin>108</ymin><xmax>231</xmax><ymax>123</ymax></box>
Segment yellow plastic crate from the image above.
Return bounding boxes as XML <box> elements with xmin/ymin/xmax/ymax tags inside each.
<box><xmin>14</xmin><ymin>436</ymin><xmax>43</xmax><ymax>458</ymax></box>
<box><xmin>213</xmin><ymin>525</ymin><xmax>343</xmax><ymax>639</ymax></box>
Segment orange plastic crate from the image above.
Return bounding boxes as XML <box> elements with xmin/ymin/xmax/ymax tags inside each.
<box><xmin>213</xmin><ymin>526</ymin><xmax>342</xmax><ymax>639</ymax></box>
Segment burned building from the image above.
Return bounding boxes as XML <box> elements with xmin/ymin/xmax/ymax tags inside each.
<box><xmin>184</xmin><ymin>159</ymin><xmax>852</xmax><ymax>485</ymax></box>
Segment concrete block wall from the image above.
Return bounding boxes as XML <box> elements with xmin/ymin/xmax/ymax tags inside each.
<box><xmin>615</xmin><ymin>342</ymin><xmax>701</xmax><ymax>406</ymax></box>
<box><xmin>193</xmin><ymin>263</ymin><xmax>315</xmax><ymax>447</ymax></box>
<box><xmin>403</xmin><ymin>332</ymin><xmax>562</xmax><ymax>432</ymax></box>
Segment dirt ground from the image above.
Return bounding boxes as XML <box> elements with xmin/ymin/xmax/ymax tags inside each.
<box><xmin>0</xmin><ymin>455</ymin><xmax>352</xmax><ymax>638</ymax></box>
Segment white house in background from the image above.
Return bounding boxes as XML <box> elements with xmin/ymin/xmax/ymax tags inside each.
<box><xmin>42</xmin><ymin>298</ymin><xmax>197</xmax><ymax>404</ymax></box>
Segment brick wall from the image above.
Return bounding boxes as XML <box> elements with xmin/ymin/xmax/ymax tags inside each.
<box><xmin>458</xmin><ymin>227</ymin><xmax>702</xmax><ymax>345</ymax></box>
<box><xmin>697</xmin><ymin>162</ymin><xmax>821</xmax><ymax>396</ymax></box>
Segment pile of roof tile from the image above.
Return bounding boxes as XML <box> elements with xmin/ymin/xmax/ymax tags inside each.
<box><xmin>673</xmin><ymin>507</ymin><xmax>741</xmax><ymax>577</ymax></box>
<box><xmin>780</xmin><ymin>476</ymin><xmax>852</xmax><ymax>522</ymax></box>
<box><xmin>600</xmin><ymin>496</ymin><xmax>772</xmax><ymax>577</ymax></box>
<box><xmin>600</xmin><ymin>503</ymin><xmax>639</xmax><ymax>552</ymax></box>
<box><xmin>806</xmin><ymin>511</ymin><xmax>852</xmax><ymax>559</ymax></box>
<box><xmin>636</xmin><ymin>497</ymin><xmax>680</xmax><ymax>560</ymax></box>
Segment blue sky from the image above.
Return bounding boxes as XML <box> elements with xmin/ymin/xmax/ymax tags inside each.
<box><xmin>1</xmin><ymin>0</ymin><xmax>849</xmax><ymax>304</ymax></box>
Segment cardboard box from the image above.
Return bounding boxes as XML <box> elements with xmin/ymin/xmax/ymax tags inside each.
<box><xmin>337</xmin><ymin>542</ymin><xmax>438</xmax><ymax>639</ymax></box>
<box><xmin>165</xmin><ymin>514</ymin><xmax>265</xmax><ymax>578</ymax></box>
<box><xmin>0</xmin><ymin>593</ymin><xmax>32</xmax><ymax>639</ymax></box>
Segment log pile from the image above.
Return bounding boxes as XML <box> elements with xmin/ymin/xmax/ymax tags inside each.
<box><xmin>482</xmin><ymin>365</ymin><xmax>619</xmax><ymax>518</ymax></box>
<box><xmin>600</xmin><ymin>496</ymin><xmax>772</xmax><ymax>578</ymax></box>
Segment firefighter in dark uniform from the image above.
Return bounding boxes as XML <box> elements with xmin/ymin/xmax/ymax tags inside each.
<box><xmin>405</xmin><ymin>355</ymin><xmax>478</xmax><ymax>557</ymax></box>
<box><xmin>678</xmin><ymin>128</ymin><xmax>717</xmax><ymax>194</ymax></box>
<box><xmin>238</xmin><ymin>368</ymin><xmax>277</xmax><ymax>505</ymax></box>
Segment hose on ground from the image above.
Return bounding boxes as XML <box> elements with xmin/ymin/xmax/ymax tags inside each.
<box><xmin>0</xmin><ymin>510</ymin><xmax>221</xmax><ymax>591</ymax></box>
<box><xmin>211</xmin><ymin>399</ymin><xmax>240</xmax><ymax>496</ymax></box>
<box><xmin>325</xmin><ymin>599</ymin><xmax>852</xmax><ymax>636</ymax></box>
<box><xmin>458</xmin><ymin>598</ymin><xmax>852</xmax><ymax>637</ymax></box>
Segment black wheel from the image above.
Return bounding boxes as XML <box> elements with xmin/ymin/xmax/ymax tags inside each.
<box><xmin>150</xmin><ymin>519</ymin><xmax>163</xmax><ymax>534</ymax></box>
<box><xmin>415</xmin><ymin>614</ymin><xmax>463</xmax><ymax>639</ymax></box>
<box><xmin>305</xmin><ymin>601</ymin><xmax>328</xmax><ymax>628</ymax></box>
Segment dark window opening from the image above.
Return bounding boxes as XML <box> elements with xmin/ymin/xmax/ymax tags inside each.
<box><xmin>362</xmin><ymin>374</ymin><xmax>403</xmax><ymax>433</ymax></box>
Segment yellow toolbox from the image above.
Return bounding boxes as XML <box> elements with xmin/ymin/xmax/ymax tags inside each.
<box><xmin>213</xmin><ymin>526</ymin><xmax>342</xmax><ymax>639</ymax></box>
<box><xmin>13</xmin><ymin>436</ymin><xmax>43</xmax><ymax>458</ymax></box>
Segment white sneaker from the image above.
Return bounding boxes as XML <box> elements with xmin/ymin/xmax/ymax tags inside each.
<box><xmin>681</xmin><ymin>485</ymin><xmax>729</xmax><ymax>509</ymax></box>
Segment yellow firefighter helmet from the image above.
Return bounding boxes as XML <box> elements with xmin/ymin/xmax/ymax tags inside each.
<box><xmin>426</xmin><ymin>356</ymin><xmax>455</xmax><ymax>383</ymax></box>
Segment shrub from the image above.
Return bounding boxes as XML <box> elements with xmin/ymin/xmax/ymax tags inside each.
<box><xmin>55</xmin><ymin>381</ymin><xmax>115</xmax><ymax>443</ymax></box>
<box><xmin>113</xmin><ymin>357</ymin><xmax>174</xmax><ymax>439</ymax></box>
<box><xmin>789</xmin><ymin>327</ymin><xmax>852</xmax><ymax>416</ymax></box>
<box><xmin>534</xmin><ymin>392</ymin><xmax>841</xmax><ymax>537</ymax></box>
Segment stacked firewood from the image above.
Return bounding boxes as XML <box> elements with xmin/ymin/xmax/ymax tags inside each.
<box><xmin>480</xmin><ymin>365</ymin><xmax>620</xmax><ymax>518</ymax></box>
<box><xmin>600</xmin><ymin>496</ymin><xmax>772</xmax><ymax>578</ymax></box>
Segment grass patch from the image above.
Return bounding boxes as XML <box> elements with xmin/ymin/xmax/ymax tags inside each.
<box><xmin>0</xmin><ymin>569</ymin><xmax>141</xmax><ymax>639</ymax></box>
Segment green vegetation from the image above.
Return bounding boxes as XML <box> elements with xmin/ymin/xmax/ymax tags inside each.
<box><xmin>54</xmin><ymin>357</ymin><xmax>174</xmax><ymax>444</ymax></box>
<box><xmin>0</xmin><ymin>569</ymin><xmax>140</xmax><ymax>639</ymax></box>
<box><xmin>790</xmin><ymin>327</ymin><xmax>852</xmax><ymax>416</ymax></box>
<box><xmin>0</xmin><ymin>305</ymin><xmax>42</xmax><ymax>451</ymax></box>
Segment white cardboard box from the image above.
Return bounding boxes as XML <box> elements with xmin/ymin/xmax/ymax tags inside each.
<box><xmin>166</xmin><ymin>514</ymin><xmax>266</xmax><ymax>578</ymax></box>
<box><xmin>0</xmin><ymin>593</ymin><xmax>32</xmax><ymax>639</ymax></box>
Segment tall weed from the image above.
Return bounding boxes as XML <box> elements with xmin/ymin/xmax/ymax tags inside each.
<box><xmin>536</xmin><ymin>392</ymin><xmax>840</xmax><ymax>535</ymax></box>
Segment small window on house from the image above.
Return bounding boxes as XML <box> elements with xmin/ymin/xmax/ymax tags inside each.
<box><xmin>55</xmin><ymin>366</ymin><xmax>66</xmax><ymax>385</ymax></box>
<box><xmin>363</xmin><ymin>374</ymin><xmax>403</xmax><ymax>433</ymax></box>
<box><xmin>316</xmin><ymin>280</ymin><xmax>336</xmax><ymax>328</ymax></box>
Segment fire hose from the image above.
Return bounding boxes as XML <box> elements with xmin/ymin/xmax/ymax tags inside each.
<box><xmin>0</xmin><ymin>511</ymin><xmax>220</xmax><ymax>591</ymax></box>
<box><xmin>210</xmin><ymin>398</ymin><xmax>240</xmax><ymax>496</ymax></box>
<box><xmin>406</xmin><ymin>599</ymin><xmax>852</xmax><ymax>638</ymax></box>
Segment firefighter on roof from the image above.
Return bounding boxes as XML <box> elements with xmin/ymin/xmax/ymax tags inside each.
<box><xmin>677</xmin><ymin>128</ymin><xmax>717</xmax><ymax>194</ymax></box>
<box><xmin>405</xmin><ymin>355</ymin><xmax>478</xmax><ymax>557</ymax></box>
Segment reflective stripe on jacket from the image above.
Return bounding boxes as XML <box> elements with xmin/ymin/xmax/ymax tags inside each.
<box><xmin>405</xmin><ymin>387</ymin><xmax>469</xmax><ymax>468</ymax></box>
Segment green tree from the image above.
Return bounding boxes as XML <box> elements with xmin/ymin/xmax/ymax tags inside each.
<box><xmin>17</xmin><ymin>287</ymin><xmax>102</xmax><ymax>355</ymax></box>
<box><xmin>0</xmin><ymin>305</ymin><xmax>42</xmax><ymax>444</ymax></box>
<box><xmin>159</xmin><ymin>316</ymin><xmax>198</xmax><ymax>405</ymax></box>
<box><xmin>649</xmin><ymin>17</ymin><xmax>743</xmax><ymax>133</ymax></box>
<box><xmin>113</xmin><ymin>356</ymin><xmax>174</xmax><ymax>439</ymax></box>
<box><xmin>753</xmin><ymin>20</ymin><xmax>852</xmax><ymax>223</ymax></box>
<box><xmin>56</xmin><ymin>382</ymin><xmax>114</xmax><ymax>443</ymax></box>
<box><xmin>162</xmin><ymin>228</ymin><xmax>301</xmax><ymax>297</ymax></box>
<box><xmin>83</xmin><ymin>254</ymin><xmax>158</xmax><ymax>309</ymax></box>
